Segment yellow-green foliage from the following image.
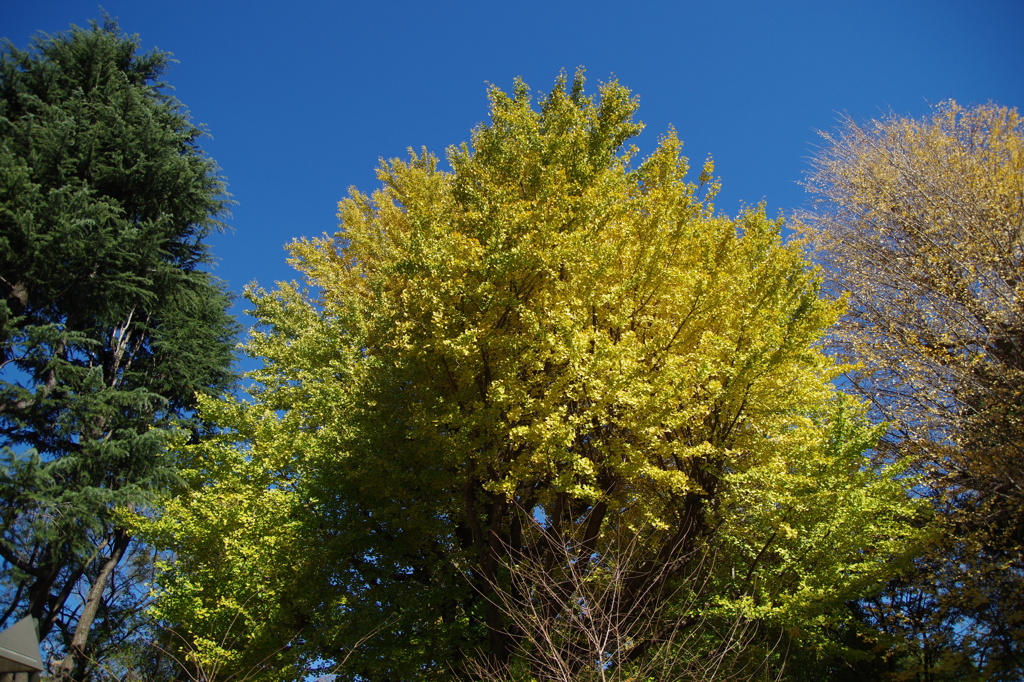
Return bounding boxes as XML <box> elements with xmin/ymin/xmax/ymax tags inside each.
<box><xmin>145</xmin><ymin>72</ymin><xmax>925</xmax><ymax>680</ymax></box>
<box><xmin>141</xmin><ymin>398</ymin><xmax>319</xmax><ymax>680</ymax></box>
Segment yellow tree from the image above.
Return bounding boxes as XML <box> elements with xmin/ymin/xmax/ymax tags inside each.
<box><xmin>147</xmin><ymin>72</ymin><xmax>923</xmax><ymax>681</ymax></box>
<box><xmin>800</xmin><ymin>101</ymin><xmax>1024</xmax><ymax>679</ymax></box>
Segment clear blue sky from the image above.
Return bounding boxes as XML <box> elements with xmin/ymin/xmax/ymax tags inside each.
<box><xmin>5</xmin><ymin>0</ymin><xmax>1023</xmax><ymax>345</ymax></box>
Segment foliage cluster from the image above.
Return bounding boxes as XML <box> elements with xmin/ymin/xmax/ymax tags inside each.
<box><xmin>3</xmin><ymin>15</ymin><xmax>1021</xmax><ymax>682</ymax></box>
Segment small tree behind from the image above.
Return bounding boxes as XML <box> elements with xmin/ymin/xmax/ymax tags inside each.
<box><xmin>800</xmin><ymin>101</ymin><xmax>1024</xmax><ymax>679</ymax></box>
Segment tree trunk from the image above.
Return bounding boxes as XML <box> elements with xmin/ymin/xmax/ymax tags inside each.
<box><xmin>54</xmin><ymin>530</ymin><xmax>131</xmax><ymax>681</ymax></box>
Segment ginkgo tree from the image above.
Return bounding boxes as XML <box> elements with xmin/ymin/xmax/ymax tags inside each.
<box><xmin>145</xmin><ymin>72</ymin><xmax>924</xmax><ymax>681</ymax></box>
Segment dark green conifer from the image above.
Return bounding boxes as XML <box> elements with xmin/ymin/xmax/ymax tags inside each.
<box><xmin>0</xmin><ymin>17</ymin><xmax>237</xmax><ymax>679</ymax></box>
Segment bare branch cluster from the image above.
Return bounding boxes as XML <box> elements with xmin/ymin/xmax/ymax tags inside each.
<box><xmin>463</xmin><ymin>505</ymin><xmax>784</xmax><ymax>682</ymax></box>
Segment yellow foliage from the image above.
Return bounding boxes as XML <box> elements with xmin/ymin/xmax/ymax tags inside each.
<box><xmin>147</xmin><ymin>72</ymin><xmax>925</xmax><ymax>680</ymax></box>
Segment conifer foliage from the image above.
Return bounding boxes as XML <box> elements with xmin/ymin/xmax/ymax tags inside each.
<box><xmin>0</xmin><ymin>18</ymin><xmax>236</xmax><ymax>679</ymax></box>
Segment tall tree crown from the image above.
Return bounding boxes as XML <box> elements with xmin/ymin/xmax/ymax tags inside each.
<box><xmin>800</xmin><ymin>100</ymin><xmax>1024</xmax><ymax>679</ymax></box>
<box><xmin>147</xmin><ymin>73</ymin><xmax>922</xmax><ymax>681</ymax></box>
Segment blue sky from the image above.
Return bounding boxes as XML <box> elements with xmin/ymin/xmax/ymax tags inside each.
<box><xmin>5</xmin><ymin>0</ymin><xmax>1024</xmax><ymax>347</ymax></box>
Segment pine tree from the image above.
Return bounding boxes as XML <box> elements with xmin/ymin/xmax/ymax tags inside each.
<box><xmin>0</xmin><ymin>17</ymin><xmax>237</xmax><ymax>679</ymax></box>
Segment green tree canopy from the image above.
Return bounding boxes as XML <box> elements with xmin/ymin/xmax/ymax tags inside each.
<box><xmin>148</xmin><ymin>72</ymin><xmax>923</xmax><ymax>681</ymax></box>
<box><xmin>0</xmin><ymin>17</ymin><xmax>237</xmax><ymax>679</ymax></box>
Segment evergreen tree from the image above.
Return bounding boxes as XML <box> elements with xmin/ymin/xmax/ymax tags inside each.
<box><xmin>0</xmin><ymin>17</ymin><xmax>237</xmax><ymax>679</ymax></box>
